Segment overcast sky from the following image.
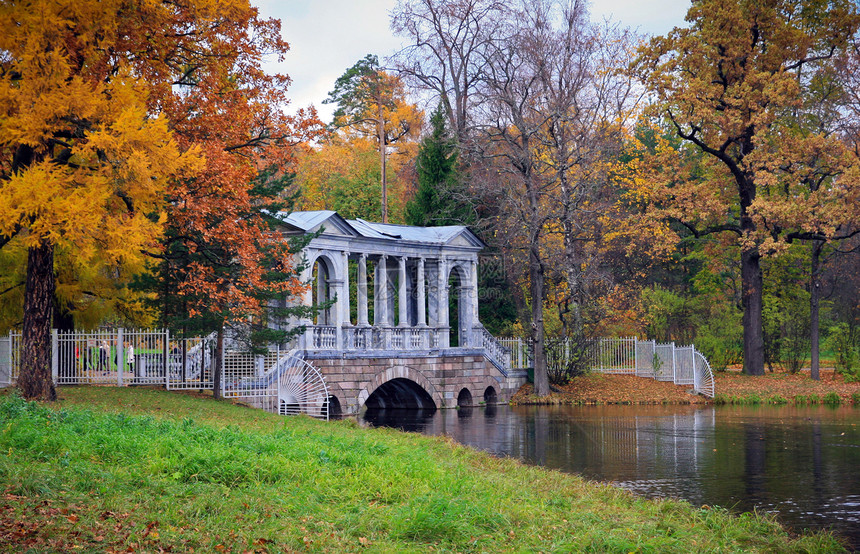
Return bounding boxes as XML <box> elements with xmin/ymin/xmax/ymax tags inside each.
<box><xmin>256</xmin><ymin>0</ymin><xmax>692</xmax><ymax>122</ymax></box>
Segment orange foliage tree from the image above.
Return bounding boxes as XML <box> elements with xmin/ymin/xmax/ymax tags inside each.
<box><xmin>141</xmin><ymin>3</ymin><xmax>324</xmax><ymax>398</ymax></box>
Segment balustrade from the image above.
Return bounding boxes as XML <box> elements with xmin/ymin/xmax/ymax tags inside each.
<box><xmin>301</xmin><ymin>323</ymin><xmax>511</xmax><ymax>375</ymax></box>
<box><xmin>311</xmin><ymin>326</ymin><xmax>337</xmax><ymax>350</ymax></box>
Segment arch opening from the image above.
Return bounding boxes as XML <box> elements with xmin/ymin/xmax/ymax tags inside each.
<box><xmin>483</xmin><ymin>386</ymin><xmax>497</xmax><ymax>405</ymax></box>
<box><xmin>326</xmin><ymin>395</ymin><xmax>342</xmax><ymax>419</ymax></box>
<box><xmin>279</xmin><ymin>398</ymin><xmax>300</xmax><ymax>416</ymax></box>
<box><xmin>457</xmin><ymin>387</ymin><xmax>473</xmax><ymax>407</ymax></box>
<box><xmin>448</xmin><ymin>268</ymin><xmax>463</xmax><ymax>347</ymax></box>
<box><xmin>365</xmin><ymin>378</ymin><xmax>437</xmax><ymax>411</ymax></box>
<box><xmin>312</xmin><ymin>256</ymin><xmax>335</xmax><ymax>325</ymax></box>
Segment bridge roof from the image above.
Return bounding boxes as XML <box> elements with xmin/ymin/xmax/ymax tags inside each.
<box><xmin>279</xmin><ymin>210</ymin><xmax>486</xmax><ymax>249</ymax></box>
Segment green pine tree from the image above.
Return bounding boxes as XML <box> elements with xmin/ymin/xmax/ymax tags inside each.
<box><xmin>405</xmin><ymin>105</ymin><xmax>472</xmax><ymax>226</ymax></box>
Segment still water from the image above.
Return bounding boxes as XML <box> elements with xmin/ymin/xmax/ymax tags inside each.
<box><xmin>360</xmin><ymin>404</ymin><xmax>860</xmax><ymax>549</ymax></box>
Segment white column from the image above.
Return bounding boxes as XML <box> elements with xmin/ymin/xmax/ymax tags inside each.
<box><xmin>471</xmin><ymin>258</ymin><xmax>479</xmax><ymax>323</ymax></box>
<box><xmin>375</xmin><ymin>255</ymin><xmax>388</xmax><ymax>326</ymax></box>
<box><xmin>340</xmin><ymin>250</ymin><xmax>351</xmax><ymax>326</ymax></box>
<box><xmin>398</xmin><ymin>256</ymin><xmax>408</xmax><ymax>326</ymax></box>
<box><xmin>299</xmin><ymin>259</ymin><xmax>314</xmax><ymax>350</ymax></box>
<box><xmin>437</xmin><ymin>257</ymin><xmax>449</xmax><ymax>348</ymax></box>
<box><xmin>358</xmin><ymin>253</ymin><xmax>369</xmax><ymax>326</ymax></box>
<box><xmin>417</xmin><ymin>257</ymin><xmax>426</xmax><ymax>326</ymax></box>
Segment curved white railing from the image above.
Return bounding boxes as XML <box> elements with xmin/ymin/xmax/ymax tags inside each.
<box><xmin>693</xmin><ymin>349</ymin><xmax>715</xmax><ymax>398</ymax></box>
<box><xmin>222</xmin><ymin>349</ymin><xmax>330</xmax><ymax>420</ymax></box>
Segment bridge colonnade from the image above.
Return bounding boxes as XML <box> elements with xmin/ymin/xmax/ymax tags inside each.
<box><xmin>297</xmin><ymin>249</ymin><xmax>479</xmax><ymax>351</ymax></box>
<box><xmin>279</xmin><ymin>211</ymin><xmax>485</xmax><ymax>354</ymax></box>
<box><xmin>276</xmin><ymin>211</ymin><xmax>523</xmax><ymax>414</ymax></box>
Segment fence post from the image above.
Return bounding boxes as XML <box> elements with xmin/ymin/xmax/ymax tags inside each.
<box><xmin>7</xmin><ymin>331</ymin><xmax>12</xmax><ymax>384</ymax></box>
<box><xmin>671</xmin><ymin>342</ymin><xmax>677</xmax><ymax>383</ymax></box>
<box><xmin>51</xmin><ymin>329</ymin><xmax>58</xmax><ymax>384</ymax></box>
<box><xmin>164</xmin><ymin>329</ymin><xmax>170</xmax><ymax>389</ymax></box>
<box><xmin>634</xmin><ymin>336</ymin><xmax>638</xmax><ymax>373</ymax></box>
<box><xmin>117</xmin><ymin>328</ymin><xmax>124</xmax><ymax>386</ymax></box>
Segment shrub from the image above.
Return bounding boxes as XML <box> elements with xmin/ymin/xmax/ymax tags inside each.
<box><xmin>826</xmin><ymin>323</ymin><xmax>860</xmax><ymax>380</ymax></box>
<box><xmin>807</xmin><ymin>394</ymin><xmax>821</xmax><ymax>405</ymax></box>
<box><xmin>545</xmin><ymin>336</ymin><xmax>592</xmax><ymax>385</ymax></box>
<box><xmin>852</xmin><ymin>393</ymin><xmax>860</xmax><ymax>406</ymax></box>
<box><xmin>744</xmin><ymin>394</ymin><xmax>762</xmax><ymax>405</ymax></box>
<box><xmin>823</xmin><ymin>392</ymin><xmax>841</xmax><ymax>406</ymax></box>
<box><xmin>695</xmin><ymin>312</ymin><xmax>744</xmax><ymax>372</ymax></box>
<box><xmin>713</xmin><ymin>394</ymin><xmax>730</xmax><ymax>405</ymax></box>
<box><xmin>768</xmin><ymin>395</ymin><xmax>788</xmax><ymax>405</ymax></box>
<box><xmin>794</xmin><ymin>395</ymin><xmax>807</xmax><ymax>405</ymax></box>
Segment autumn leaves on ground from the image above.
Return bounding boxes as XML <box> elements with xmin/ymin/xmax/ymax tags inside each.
<box><xmin>0</xmin><ymin>388</ymin><xmax>847</xmax><ymax>552</ymax></box>
<box><xmin>512</xmin><ymin>371</ymin><xmax>860</xmax><ymax>406</ymax></box>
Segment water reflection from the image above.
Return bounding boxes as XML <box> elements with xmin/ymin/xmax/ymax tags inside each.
<box><xmin>360</xmin><ymin>404</ymin><xmax>860</xmax><ymax>549</ymax></box>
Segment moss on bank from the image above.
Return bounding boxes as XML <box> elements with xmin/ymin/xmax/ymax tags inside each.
<box><xmin>0</xmin><ymin>387</ymin><xmax>847</xmax><ymax>552</ymax></box>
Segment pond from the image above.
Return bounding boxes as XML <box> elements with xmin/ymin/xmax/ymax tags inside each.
<box><xmin>360</xmin><ymin>404</ymin><xmax>860</xmax><ymax>549</ymax></box>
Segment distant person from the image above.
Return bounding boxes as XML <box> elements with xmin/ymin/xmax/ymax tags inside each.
<box><xmin>126</xmin><ymin>343</ymin><xmax>135</xmax><ymax>376</ymax></box>
<box><xmin>99</xmin><ymin>340</ymin><xmax>109</xmax><ymax>374</ymax></box>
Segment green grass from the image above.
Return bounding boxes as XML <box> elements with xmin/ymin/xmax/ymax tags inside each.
<box><xmin>0</xmin><ymin>387</ymin><xmax>847</xmax><ymax>552</ymax></box>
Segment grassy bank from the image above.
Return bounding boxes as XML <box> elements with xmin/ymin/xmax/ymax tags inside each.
<box><xmin>0</xmin><ymin>387</ymin><xmax>847</xmax><ymax>552</ymax></box>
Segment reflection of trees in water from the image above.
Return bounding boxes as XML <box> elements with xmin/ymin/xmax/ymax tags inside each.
<box><xmin>743</xmin><ymin>422</ymin><xmax>767</xmax><ymax>505</ymax></box>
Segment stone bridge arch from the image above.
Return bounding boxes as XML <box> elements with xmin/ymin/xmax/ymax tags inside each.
<box><xmin>471</xmin><ymin>375</ymin><xmax>502</xmax><ymax>405</ymax></box>
<box><xmin>357</xmin><ymin>365</ymin><xmax>443</xmax><ymax>410</ymax></box>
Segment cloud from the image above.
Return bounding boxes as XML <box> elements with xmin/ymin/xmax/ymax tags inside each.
<box><xmin>261</xmin><ymin>0</ymin><xmax>690</xmax><ymax>120</ymax></box>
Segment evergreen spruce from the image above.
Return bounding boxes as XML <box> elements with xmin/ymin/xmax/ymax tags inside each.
<box><xmin>405</xmin><ymin>105</ymin><xmax>472</xmax><ymax>226</ymax></box>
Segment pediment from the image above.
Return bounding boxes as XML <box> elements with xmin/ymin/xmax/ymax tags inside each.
<box><xmin>445</xmin><ymin>228</ymin><xmax>486</xmax><ymax>249</ymax></box>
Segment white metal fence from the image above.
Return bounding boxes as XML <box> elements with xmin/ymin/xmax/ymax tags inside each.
<box><xmin>499</xmin><ymin>336</ymin><xmax>716</xmax><ymax>398</ymax></box>
<box><xmin>0</xmin><ymin>329</ymin><xmax>329</xmax><ymax>419</ymax></box>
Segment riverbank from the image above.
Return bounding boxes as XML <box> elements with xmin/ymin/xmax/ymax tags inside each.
<box><xmin>0</xmin><ymin>387</ymin><xmax>846</xmax><ymax>552</ymax></box>
<box><xmin>511</xmin><ymin>370</ymin><xmax>860</xmax><ymax>406</ymax></box>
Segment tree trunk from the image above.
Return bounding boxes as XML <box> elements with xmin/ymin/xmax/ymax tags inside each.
<box><xmin>530</xmin><ymin>240</ymin><xmax>549</xmax><ymax>396</ymax></box>
<box><xmin>213</xmin><ymin>324</ymin><xmax>224</xmax><ymax>400</ymax></box>
<box><xmin>378</xmin><ymin>104</ymin><xmax>388</xmax><ymax>223</ymax></box>
<box><xmin>741</xmin><ymin>246</ymin><xmax>765</xmax><ymax>376</ymax></box>
<box><xmin>810</xmin><ymin>240</ymin><xmax>822</xmax><ymax>381</ymax></box>
<box><xmin>18</xmin><ymin>240</ymin><xmax>57</xmax><ymax>401</ymax></box>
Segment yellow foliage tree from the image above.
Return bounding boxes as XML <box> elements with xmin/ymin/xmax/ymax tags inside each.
<box><xmin>295</xmin><ymin>133</ymin><xmax>418</xmax><ymax>223</ymax></box>
<box><xmin>0</xmin><ymin>0</ymin><xmax>227</xmax><ymax>400</ymax></box>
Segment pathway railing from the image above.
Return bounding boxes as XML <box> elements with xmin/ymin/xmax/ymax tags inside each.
<box><xmin>498</xmin><ymin>336</ymin><xmax>716</xmax><ymax>398</ymax></box>
<box><xmin>2</xmin><ymin>329</ymin><xmax>216</xmax><ymax>390</ymax></box>
<box><xmin>220</xmin><ymin>348</ymin><xmax>329</xmax><ymax>420</ymax></box>
<box><xmin>472</xmin><ymin>326</ymin><xmax>511</xmax><ymax>376</ymax></box>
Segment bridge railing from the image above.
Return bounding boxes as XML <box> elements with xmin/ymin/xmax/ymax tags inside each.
<box><xmin>299</xmin><ymin>324</ymin><xmax>513</xmax><ymax>376</ymax></box>
<box><xmin>472</xmin><ymin>326</ymin><xmax>511</xmax><ymax>376</ymax></box>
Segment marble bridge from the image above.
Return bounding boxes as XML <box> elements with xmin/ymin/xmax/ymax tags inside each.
<box><xmin>275</xmin><ymin>211</ymin><xmax>525</xmax><ymax>416</ymax></box>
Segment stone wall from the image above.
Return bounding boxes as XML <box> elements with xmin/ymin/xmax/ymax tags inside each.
<box><xmin>304</xmin><ymin>350</ymin><xmax>526</xmax><ymax>415</ymax></box>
